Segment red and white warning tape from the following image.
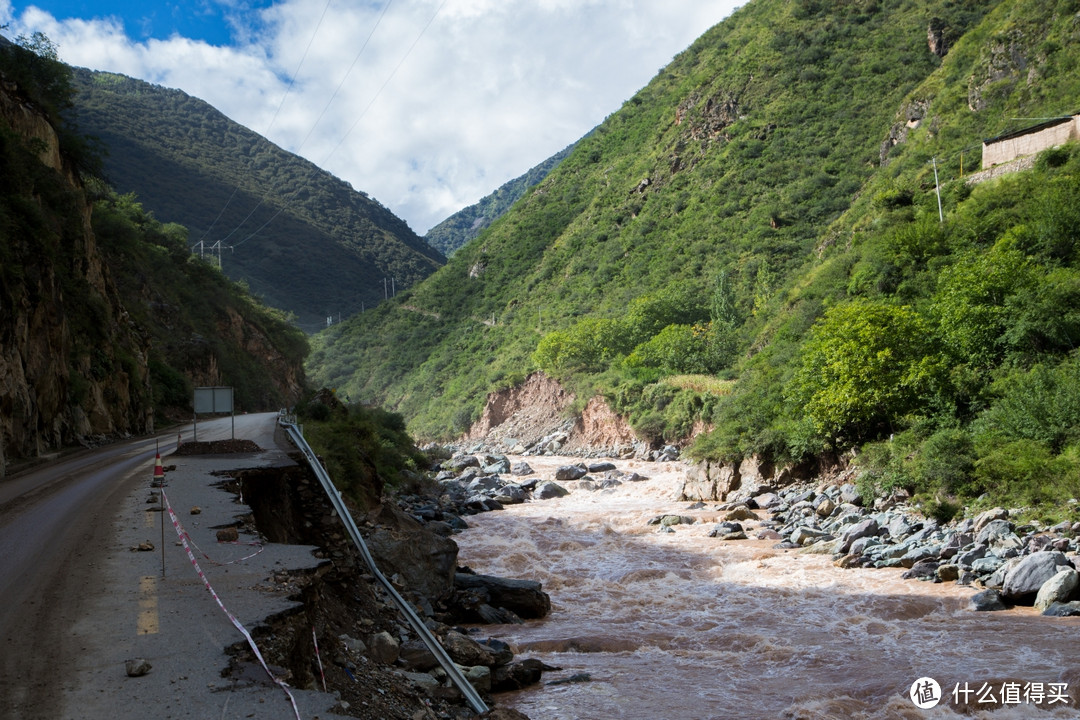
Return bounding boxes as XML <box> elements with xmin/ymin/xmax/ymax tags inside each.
<box><xmin>161</xmin><ymin>488</ymin><xmax>302</xmax><ymax>720</ymax></box>
<box><xmin>184</xmin><ymin>533</ymin><xmax>266</xmax><ymax>566</ymax></box>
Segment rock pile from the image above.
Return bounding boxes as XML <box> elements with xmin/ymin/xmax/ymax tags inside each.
<box><xmin>455</xmin><ymin>428</ymin><xmax>681</xmax><ymax>463</ymax></box>
<box><xmin>399</xmin><ymin>454</ymin><xmax>651</xmax><ymax>532</ymax></box>
<box><xmin>702</xmin><ymin>480</ymin><xmax>1080</xmax><ymax>615</ymax></box>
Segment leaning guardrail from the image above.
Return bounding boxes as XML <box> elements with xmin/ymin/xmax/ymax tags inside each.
<box><xmin>278</xmin><ymin>415</ymin><xmax>489</xmax><ymax>715</ymax></box>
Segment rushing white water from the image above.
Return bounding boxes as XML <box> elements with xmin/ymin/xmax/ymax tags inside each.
<box><xmin>454</xmin><ymin>456</ymin><xmax>1080</xmax><ymax>719</ymax></box>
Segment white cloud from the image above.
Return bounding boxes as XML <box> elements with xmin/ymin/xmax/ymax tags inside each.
<box><xmin>6</xmin><ymin>0</ymin><xmax>738</xmax><ymax>234</ymax></box>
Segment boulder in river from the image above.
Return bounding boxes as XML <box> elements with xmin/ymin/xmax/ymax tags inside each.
<box><xmin>708</xmin><ymin>521</ymin><xmax>747</xmax><ymax>540</ymax></box>
<box><xmin>970</xmin><ymin>588</ymin><xmax>1008</xmax><ymax>612</ymax></box>
<box><xmin>1001</xmin><ymin>551</ymin><xmax>1073</xmax><ymax>602</ymax></box>
<box><xmin>554</xmin><ymin>464</ymin><xmax>588</xmax><ymax>482</ymax></box>
<box><xmin>1042</xmin><ymin>601</ymin><xmax>1080</xmax><ymax>617</ymax></box>
<box><xmin>534</xmin><ymin>481</ymin><xmax>569</xmax><ymax>499</ymax></box>
<box><xmin>510</xmin><ymin>461</ymin><xmax>534</xmax><ymax>476</ymax></box>
<box><xmin>454</xmin><ymin>571</ymin><xmax>552</xmax><ymax>618</ymax></box>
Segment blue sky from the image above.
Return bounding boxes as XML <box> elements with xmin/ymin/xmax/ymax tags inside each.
<box><xmin>20</xmin><ymin>0</ymin><xmax>272</xmax><ymax>45</ymax></box>
<box><xmin>1</xmin><ymin>0</ymin><xmax>739</xmax><ymax>234</ymax></box>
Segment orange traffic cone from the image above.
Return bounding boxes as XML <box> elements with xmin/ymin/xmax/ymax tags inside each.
<box><xmin>152</xmin><ymin>453</ymin><xmax>166</xmax><ymax>487</ymax></box>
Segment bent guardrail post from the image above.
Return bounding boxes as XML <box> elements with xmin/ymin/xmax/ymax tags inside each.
<box><xmin>278</xmin><ymin>417</ymin><xmax>490</xmax><ymax>715</ymax></box>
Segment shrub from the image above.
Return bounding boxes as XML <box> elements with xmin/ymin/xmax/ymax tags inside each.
<box><xmin>911</xmin><ymin>427</ymin><xmax>978</xmax><ymax>496</ymax></box>
<box><xmin>974</xmin><ymin>357</ymin><xmax>1080</xmax><ymax>452</ymax></box>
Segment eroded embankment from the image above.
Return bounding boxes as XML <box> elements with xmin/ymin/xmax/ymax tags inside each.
<box><xmin>219</xmin><ymin>461</ymin><xmax>542</xmax><ymax>720</ymax></box>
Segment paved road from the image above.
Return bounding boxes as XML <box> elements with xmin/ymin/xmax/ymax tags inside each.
<box><xmin>0</xmin><ymin>414</ymin><xmax>298</xmax><ymax>720</ymax></box>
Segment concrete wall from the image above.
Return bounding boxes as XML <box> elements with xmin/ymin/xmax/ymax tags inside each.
<box><xmin>982</xmin><ymin>116</ymin><xmax>1079</xmax><ymax>169</ymax></box>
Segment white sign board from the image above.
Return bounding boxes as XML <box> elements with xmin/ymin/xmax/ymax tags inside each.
<box><xmin>193</xmin><ymin>386</ymin><xmax>234</xmax><ymax>414</ymax></box>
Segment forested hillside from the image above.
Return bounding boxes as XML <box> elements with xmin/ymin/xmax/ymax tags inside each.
<box><xmin>69</xmin><ymin>69</ymin><xmax>445</xmax><ymax>330</ymax></box>
<box><xmin>0</xmin><ymin>34</ymin><xmax>307</xmax><ymax>471</ymax></box>
<box><xmin>310</xmin><ymin>0</ymin><xmax>1080</xmax><ymax>512</ymax></box>
<box><xmin>424</xmin><ymin>140</ymin><xmax>577</xmax><ymax>256</ymax></box>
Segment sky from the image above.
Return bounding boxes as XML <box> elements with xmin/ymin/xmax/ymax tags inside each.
<box><xmin>0</xmin><ymin>0</ymin><xmax>739</xmax><ymax>235</ymax></box>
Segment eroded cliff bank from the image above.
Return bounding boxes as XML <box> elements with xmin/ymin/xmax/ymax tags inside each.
<box><xmin>0</xmin><ymin>75</ymin><xmax>152</xmax><ymax>475</ymax></box>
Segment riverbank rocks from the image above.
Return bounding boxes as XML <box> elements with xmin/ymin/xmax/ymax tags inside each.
<box><xmin>752</xmin><ymin>474</ymin><xmax>1080</xmax><ymax>618</ymax></box>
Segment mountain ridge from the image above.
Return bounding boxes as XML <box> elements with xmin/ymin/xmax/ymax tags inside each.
<box><xmin>69</xmin><ymin>68</ymin><xmax>445</xmax><ymax>330</ymax></box>
<box><xmin>424</xmin><ymin>139</ymin><xmax>579</xmax><ymax>256</ymax></box>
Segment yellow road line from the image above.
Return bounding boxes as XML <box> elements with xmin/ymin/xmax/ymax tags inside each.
<box><xmin>137</xmin><ymin>575</ymin><xmax>159</xmax><ymax>635</ymax></box>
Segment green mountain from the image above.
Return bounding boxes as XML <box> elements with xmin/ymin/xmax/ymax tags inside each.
<box><xmin>310</xmin><ymin>0</ymin><xmax>1080</xmax><ymax>513</ymax></box>
<box><xmin>0</xmin><ymin>34</ymin><xmax>307</xmax><ymax>471</ymax></box>
<box><xmin>69</xmin><ymin>69</ymin><xmax>445</xmax><ymax>331</ymax></box>
<box><xmin>424</xmin><ymin>140</ymin><xmax>578</xmax><ymax>256</ymax></box>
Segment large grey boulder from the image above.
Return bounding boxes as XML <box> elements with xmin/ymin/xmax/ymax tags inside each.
<box><xmin>446</xmin><ymin>454</ymin><xmax>481</xmax><ymax>471</ymax></box>
<box><xmin>483</xmin><ymin>457</ymin><xmax>512</xmax><ymax>475</ymax></box>
<box><xmin>1034</xmin><ymin>567</ymin><xmax>1079</xmax><ymax>611</ymax></box>
<box><xmin>1001</xmin><ymin>551</ymin><xmax>1073</xmax><ymax>601</ymax></box>
<box><xmin>554</xmin><ymin>464</ymin><xmax>587</xmax><ymax>482</ymax></box>
<box><xmin>790</xmin><ymin>526</ymin><xmax>832</xmax><ymax>546</ymax></box>
<box><xmin>708</xmin><ymin>521</ymin><xmax>747</xmax><ymax>540</ymax></box>
<box><xmin>973</xmin><ymin>507</ymin><xmax>1009</xmax><ymax>534</ymax></box>
<box><xmin>442</xmin><ymin>630</ymin><xmax>501</xmax><ymax>667</ymax></box>
<box><xmin>510</xmin><ymin>461</ymin><xmax>535</xmax><ymax>476</ymax></box>
<box><xmin>369</xmin><ymin>631</ymin><xmax>400</xmax><ymax>664</ymax></box>
<box><xmin>970</xmin><ymin>588</ymin><xmax>1007</xmax><ymax>612</ymax></box>
<box><xmin>454</xmin><ymin>572</ymin><xmax>552</xmax><ymax>618</ymax></box>
<box><xmin>837</xmin><ymin>518</ymin><xmax>879</xmax><ymax>554</ymax></box>
<box><xmin>1043</xmin><ymin>601</ymin><xmax>1080</xmax><ymax>617</ymax></box>
<box><xmin>976</xmin><ymin>519</ymin><xmax>1023</xmax><ymax>553</ymax></box>
<box><xmin>365</xmin><ymin>504</ymin><xmax>457</xmax><ymax>602</ymax></box>
<box><xmin>534</xmin><ymin>481</ymin><xmax>569</xmax><ymax>499</ymax></box>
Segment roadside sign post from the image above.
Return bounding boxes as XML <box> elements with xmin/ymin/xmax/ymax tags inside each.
<box><xmin>192</xmin><ymin>387</ymin><xmax>235</xmax><ymax>441</ymax></box>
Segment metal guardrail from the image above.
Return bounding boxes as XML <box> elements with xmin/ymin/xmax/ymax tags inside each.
<box><xmin>277</xmin><ymin>415</ymin><xmax>489</xmax><ymax>715</ymax></box>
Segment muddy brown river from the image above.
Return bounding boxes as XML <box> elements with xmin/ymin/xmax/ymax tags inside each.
<box><xmin>454</xmin><ymin>456</ymin><xmax>1080</xmax><ymax>719</ymax></box>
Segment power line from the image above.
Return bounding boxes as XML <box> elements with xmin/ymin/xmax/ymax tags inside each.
<box><xmin>214</xmin><ymin>0</ymin><xmax>449</xmax><ymax>256</ymax></box>
<box><xmin>295</xmin><ymin>0</ymin><xmax>397</xmax><ymax>154</ymax></box>
<box><xmin>222</xmin><ymin>0</ymin><xmax>395</xmax><ymax>250</ymax></box>
<box><xmin>320</xmin><ymin>0</ymin><xmax>448</xmax><ymax>166</ymax></box>
<box><xmin>192</xmin><ymin>0</ymin><xmax>333</xmax><ymax>249</ymax></box>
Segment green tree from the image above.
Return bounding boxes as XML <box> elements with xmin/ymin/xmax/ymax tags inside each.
<box><xmin>932</xmin><ymin>239</ymin><xmax>1036</xmax><ymax>368</ymax></box>
<box><xmin>789</xmin><ymin>300</ymin><xmax>941</xmax><ymax>443</ymax></box>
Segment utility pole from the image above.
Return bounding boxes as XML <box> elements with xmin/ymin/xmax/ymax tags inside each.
<box><xmin>932</xmin><ymin>157</ymin><xmax>944</xmax><ymax>223</ymax></box>
<box><xmin>384</xmin><ymin>278</ymin><xmax>388</xmax><ymax>299</ymax></box>
<box><xmin>392</xmin><ymin>277</ymin><xmax>396</xmax><ymax>297</ymax></box>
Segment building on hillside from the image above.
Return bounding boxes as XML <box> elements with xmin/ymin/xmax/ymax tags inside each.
<box><xmin>982</xmin><ymin>113</ymin><xmax>1080</xmax><ymax>169</ymax></box>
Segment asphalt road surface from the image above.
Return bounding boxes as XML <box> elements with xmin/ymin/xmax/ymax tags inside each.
<box><xmin>0</xmin><ymin>414</ymin><xmax>278</xmax><ymax>720</ymax></box>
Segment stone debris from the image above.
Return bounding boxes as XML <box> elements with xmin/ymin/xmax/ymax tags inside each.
<box><xmin>124</xmin><ymin>658</ymin><xmax>152</xmax><ymax>677</ymax></box>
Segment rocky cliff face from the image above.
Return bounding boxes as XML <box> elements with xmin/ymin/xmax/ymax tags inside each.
<box><xmin>0</xmin><ymin>77</ymin><xmax>152</xmax><ymax>476</ymax></box>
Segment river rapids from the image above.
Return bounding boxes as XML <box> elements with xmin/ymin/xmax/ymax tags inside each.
<box><xmin>454</xmin><ymin>456</ymin><xmax>1080</xmax><ymax>720</ymax></box>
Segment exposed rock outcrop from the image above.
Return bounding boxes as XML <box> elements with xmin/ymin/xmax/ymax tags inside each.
<box><xmin>0</xmin><ymin>75</ymin><xmax>152</xmax><ymax>475</ymax></box>
<box><xmin>466</xmin><ymin>372</ymin><xmax>638</xmax><ymax>457</ymax></box>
